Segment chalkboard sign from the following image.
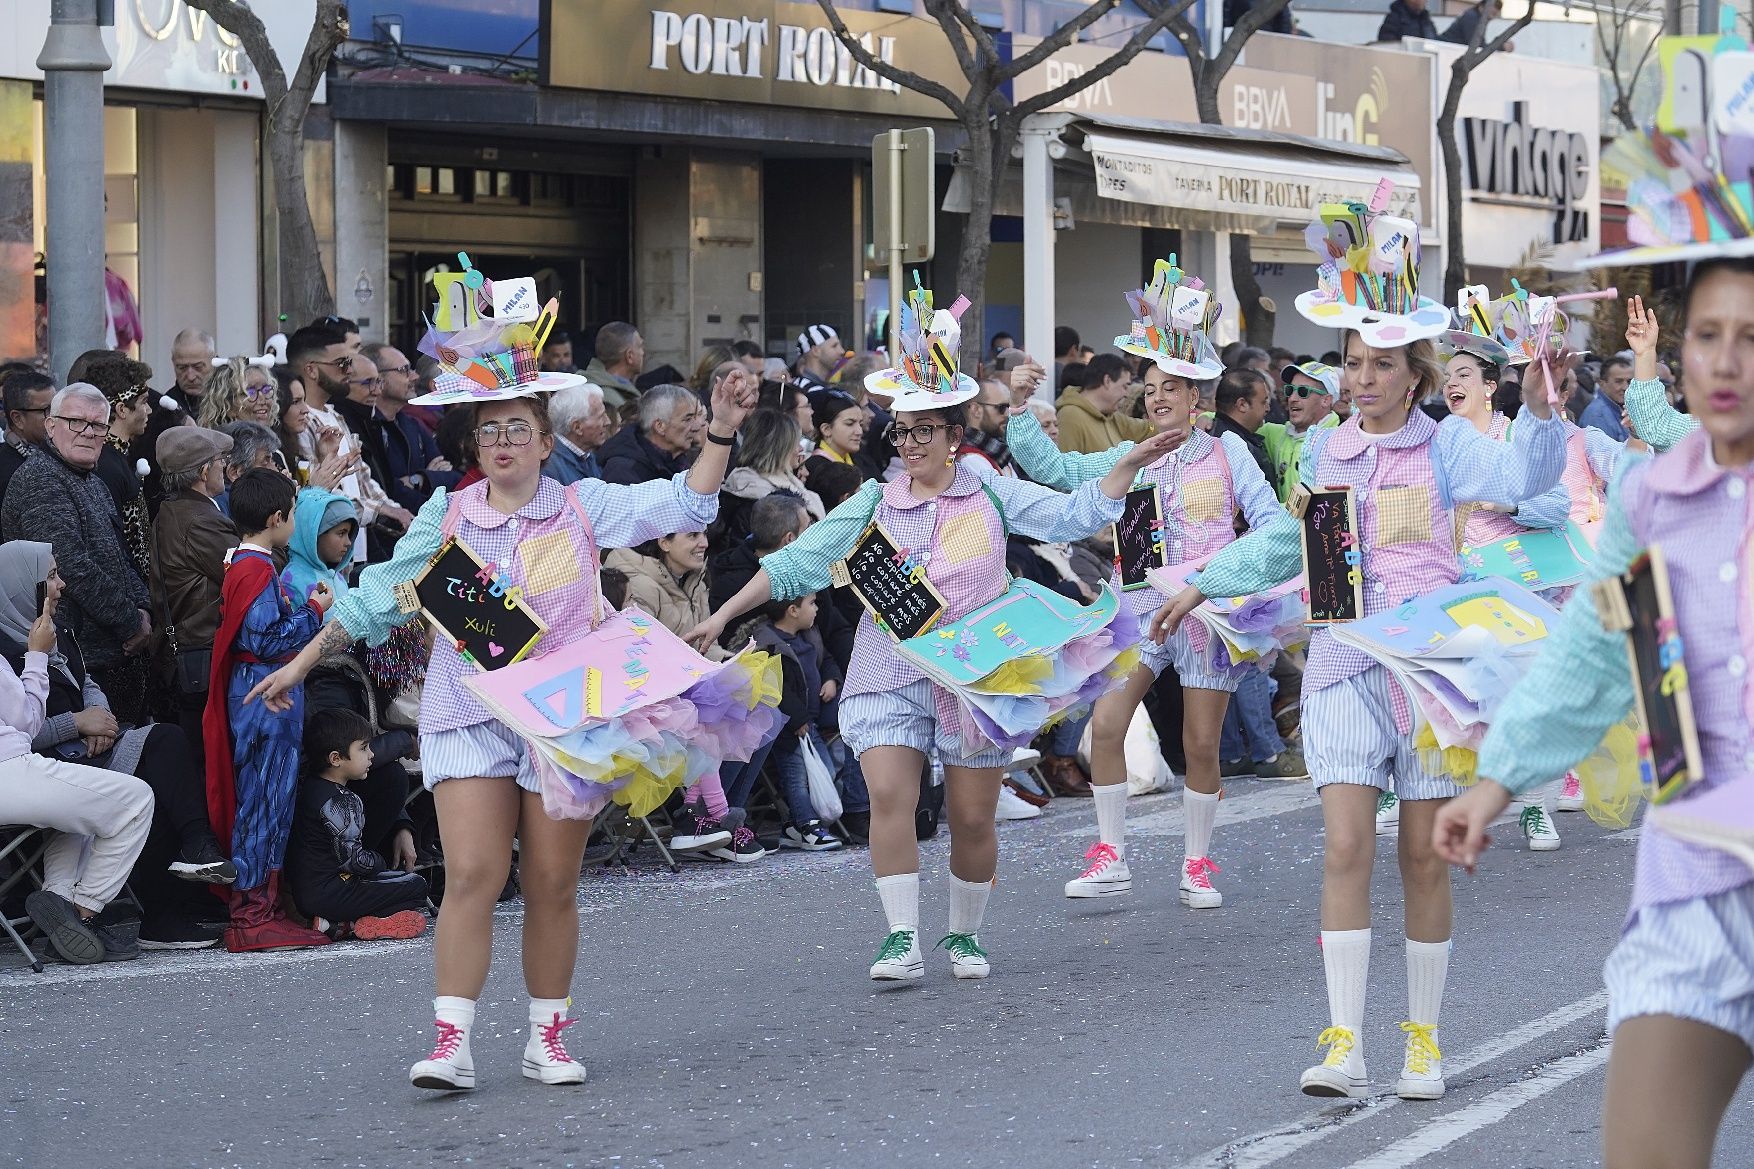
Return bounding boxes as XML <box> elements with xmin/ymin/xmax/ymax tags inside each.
<box><xmin>1593</xmin><ymin>545</ymin><xmax>1703</xmax><ymax>804</ymax></box>
<box><xmin>829</xmin><ymin>520</ymin><xmax>947</xmax><ymax>640</ymax></box>
<box><xmin>1292</xmin><ymin>485</ymin><xmax>1364</xmax><ymax>624</ymax></box>
<box><xmin>405</xmin><ymin>536</ymin><xmax>547</xmax><ymax>671</ymax></box>
<box><xmin>1113</xmin><ymin>484</ymin><xmax>1166</xmax><ymax>591</ymax></box>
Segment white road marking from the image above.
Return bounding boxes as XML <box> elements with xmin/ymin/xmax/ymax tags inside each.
<box><xmin>1060</xmin><ymin>783</ymin><xmax>1322</xmax><ymax>840</ymax></box>
<box><xmin>1174</xmin><ymin>991</ymin><xmax>1609</xmax><ymax>1169</ymax></box>
<box><xmin>1337</xmin><ymin>1043</ymin><xmax>1612</xmax><ymax>1169</ymax></box>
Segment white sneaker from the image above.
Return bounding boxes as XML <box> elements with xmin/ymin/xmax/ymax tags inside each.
<box><xmin>1395</xmin><ymin>1021</ymin><xmax>1445</xmax><ymax>1100</ymax></box>
<box><xmin>1375</xmin><ymin>790</ymin><xmax>1399</xmax><ymax>835</ymax></box>
<box><xmin>1301</xmin><ymin>1026</ymin><xmax>1367</xmax><ymax>1098</ymax></box>
<box><xmin>869</xmin><ymin>928</ymin><xmax>924</xmax><ymax>981</ymax></box>
<box><xmin>1179</xmin><ymin>856</ymin><xmax>1223</xmax><ymax>908</ymax></box>
<box><xmin>1557</xmin><ymin>772</ymin><xmax>1585</xmax><ymax>813</ymax></box>
<box><xmin>522</xmin><ymin>1012</ymin><xmax>587</xmax><ymax>1085</ymax></box>
<box><xmin>1521</xmin><ymin>803</ymin><xmax>1561</xmax><ymax>851</ymax></box>
<box><xmin>410</xmin><ymin>1019</ymin><xmax>476</xmax><ymax>1091</ymax></box>
<box><xmin>937</xmin><ymin>932</ymin><xmax>990</xmax><ymax>979</ymax></box>
<box><xmin>1064</xmin><ymin>841</ymin><xmax>1132</xmax><ymax>898</ymax></box>
<box><xmin>996</xmin><ymin>786</ymin><xmax>1043</xmax><ymax>821</ymax></box>
<box><xmin>1009</xmin><ymin>746</ymin><xmax>1042</xmax><ymax>773</ymax></box>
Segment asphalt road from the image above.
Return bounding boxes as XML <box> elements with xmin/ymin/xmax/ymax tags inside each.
<box><xmin>5</xmin><ymin>780</ymin><xmax>1750</xmax><ymax>1169</ymax></box>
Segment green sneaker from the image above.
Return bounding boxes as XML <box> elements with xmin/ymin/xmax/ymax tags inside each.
<box><xmin>1253</xmin><ymin>745</ymin><xmax>1309</xmax><ymax>781</ymax></box>
<box><xmin>1375</xmin><ymin>789</ymin><xmax>1399</xmax><ymax>835</ymax></box>
<box><xmin>869</xmin><ymin>928</ymin><xmax>923</xmax><ymax>981</ymax></box>
<box><xmin>936</xmin><ymin>932</ymin><xmax>991</xmax><ymax>980</ymax></box>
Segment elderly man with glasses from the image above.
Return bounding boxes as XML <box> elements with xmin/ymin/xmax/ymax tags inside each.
<box><xmin>286</xmin><ymin>324</ymin><xmax>413</xmax><ymax>563</ymax></box>
<box><xmin>361</xmin><ymin>341</ymin><xmax>457</xmax><ymax>509</ymax></box>
<box><xmin>0</xmin><ymin>383</ymin><xmax>155</xmax><ymax>722</ymax></box>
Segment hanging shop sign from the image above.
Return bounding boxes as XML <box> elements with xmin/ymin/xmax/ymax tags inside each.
<box><xmin>1461</xmin><ymin>100</ymin><xmax>1594</xmax><ymax>247</ymax></box>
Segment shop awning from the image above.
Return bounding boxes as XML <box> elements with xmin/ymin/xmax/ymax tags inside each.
<box><xmin>947</xmin><ymin>113</ymin><xmax>1423</xmax><ymax>237</ymax></box>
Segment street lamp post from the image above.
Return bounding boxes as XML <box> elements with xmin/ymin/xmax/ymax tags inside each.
<box><xmin>36</xmin><ymin>0</ymin><xmax>111</xmax><ymax>382</ymax></box>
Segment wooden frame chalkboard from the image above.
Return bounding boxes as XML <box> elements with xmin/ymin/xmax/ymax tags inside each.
<box><xmin>830</xmin><ymin>520</ymin><xmax>948</xmax><ymax>641</ymax></box>
<box><xmin>1113</xmin><ymin>483</ymin><xmax>1166</xmax><ymax>591</ymax></box>
<box><xmin>1292</xmin><ymin>485</ymin><xmax>1365</xmax><ymax>624</ymax></box>
<box><xmin>1594</xmin><ymin>545</ymin><xmax>1704</xmax><ymax>804</ymax></box>
<box><xmin>403</xmin><ymin>536</ymin><xmax>547</xmax><ymax>671</ymax></box>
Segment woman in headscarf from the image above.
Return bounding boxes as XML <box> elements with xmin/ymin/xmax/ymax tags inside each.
<box><xmin>0</xmin><ymin>541</ymin><xmax>235</xmax><ymax>954</ymax></box>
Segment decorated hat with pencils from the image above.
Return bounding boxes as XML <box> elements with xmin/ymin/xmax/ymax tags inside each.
<box><xmin>1439</xmin><ymin>282</ymin><xmax>1569</xmax><ymax>368</ymax></box>
<box><xmin>1587</xmin><ymin>34</ymin><xmax>1754</xmax><ymax>268</ymax></box>
<box><xmin>1294</xmin><ymin>178</ymin><xmax>1448</xmax><ymax>346</ymax></box>
<box><xmin>1113</xmin><ymin>254</ymin><xmax>1223</xmax><ymax>380</ymax></box>
<box><xmin>864</xmin><ymin>274</ymin><xmax>980</xmax><ymax>411</ymax></box>
<box><xmin>409</xmin><ymin>252</ymin><xmax>588</xmax><ymax>406</ymax></box>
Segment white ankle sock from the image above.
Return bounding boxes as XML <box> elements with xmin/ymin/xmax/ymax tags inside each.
<box><xmin>875</xmin><ymin>872</ymin><xmax>919</xmax><ymax>933</ymax></box>
<box><xmin>947</xmin><ymin>873</ymin><xmax>992</xmax><ymax>935</ymax></box>
<box><xmin>1406</xmin><ymin>939</ymin><xmax>1451</xmax><ymax>1027</ymax></box>
<box><xmin>1321</xmin><ymin>928</ymin><xmax>1372</xmax><ymax>1047</ymax></box>
<box><xmin>1092</xmin><ymin>783</ymin><xmax>1128</xmax><ymax>852</ymax></box>
<box><xmin>1184</xmin><ymin>788</ymin><xmax>1220</xmax><ymax>861</ymax></box>
<box><xmin>528</xmin><ymin>996</ymin><xmax>569</xmax><ymax>1028</ymax></box>
<box><xmin>434</xmin><ymin>995</ymin><xmax>475</xmax><ymax>1032</ymax></box>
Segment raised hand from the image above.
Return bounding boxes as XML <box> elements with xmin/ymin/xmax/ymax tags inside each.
<box><xmin>1625</xmin><ymin>295</ymin><xmax>1661</xmax><ymax>383</ymax></box>
<box><xmin>1008</xmin><ymin>360</ymin><xmax>1047</xmax><ymax>407</ymax></box>
<box><xmin>710</xmin><ymin>367</ymin><xmax>760</xmax><ymax>434</ymax></box>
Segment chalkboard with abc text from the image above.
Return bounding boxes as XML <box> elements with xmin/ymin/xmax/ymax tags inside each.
<box><xmin>1294</xmin><ymin>485</ymin><xmax>1365</xmax><ymax>624</ymax></box>
<box><xmin>832</xmin><ymin>521</ymin><xmax>947</xmax><ymax>641</ymax></box>
<box><xmin>406</xmin><ymin>537</ymin><xmax>547</xmax><ymax>670</ymax></box>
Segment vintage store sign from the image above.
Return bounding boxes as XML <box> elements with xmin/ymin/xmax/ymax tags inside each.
<box><xmin>1462</xmin><ymin>100</ymin><xmax>1593</xmax><ymax>245</ymax></box>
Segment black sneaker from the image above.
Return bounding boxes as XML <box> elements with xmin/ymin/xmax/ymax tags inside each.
<box><xmin>704</xmin><ymin>826</ymin><xmax>767</xmax><ymax>863</ymax></box>
<box><xmin>781</xmin><ymin>821</ymin><xmax>843</xmax><ymax>852</ymax></box>
<box><xmin>24</xmin><ymin>890</ymin><xmax>104</xmax><ymax>965</ymax></box>
<box><xmin>91</xmin><ymin>904</ymin><xmax>143</xmax><ymax>962</ymax></box>
<box><xmin>139</xmin><ymin>916</ymin><xmax>224</xmax><ymax>951</ymax></box>
<box><xmin>669</xmin><ymin>801</ymin><xmax>734</xmax><ymax>852</ymax></box>
<box><xmin>168</xmin><ymin>838</ymin><xmax>238</xmax><ymax>885</ymax></box>
<box><xmin>839</xmin><ymin>809</ymin><xmax>871</xmax><ymax>845</ymax></box>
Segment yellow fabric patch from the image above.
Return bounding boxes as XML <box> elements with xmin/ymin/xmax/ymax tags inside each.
<box><xmin>1180</xmin><ymin>476</ymin><xmax>1228</xmax><ymax>522</ymax></box>
<box><xmin>519</xmin><ymin>530</ymin><xmax>582</xmax><ymax>597</ymax></box>
<box><xmin>1376</xmin><ymin>484</ymin><xmax>1433</xmax><ymax>546</ymax></box>
<box><xmin>937</xmin><ymin>510</ymin><xmax>994</xmax><ymax>566</ymax></box>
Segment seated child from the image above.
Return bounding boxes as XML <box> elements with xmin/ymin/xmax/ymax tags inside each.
<box><xmin>289</xmin><ymin>707</ymin><xmax>428</xmax><ymax>941</ymax></box>
<box><xmin>757</xmin><ymin>592</ymin><xmax>849</xmax><ymax>852</ymax></box>
<box><xmin>204</xmin><ymin>469</ymin><xmax>334</xmax><ymax>953</ymax></box>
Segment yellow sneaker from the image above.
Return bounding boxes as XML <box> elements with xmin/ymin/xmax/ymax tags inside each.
<box><xmin>1300</xmin><ymin>1025</ymin><xmax>1368</xmax><ymax>1098</ymax></box>
<box><xmin>1395</xmin><ymin>1021</ymin><xmax>1445</xmax><ymax>1100</ymax></box>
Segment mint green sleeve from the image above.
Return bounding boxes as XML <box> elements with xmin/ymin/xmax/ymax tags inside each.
<box><xmin>1192</xmin><ymin>425</ymin><xmax>1317</xmax><ymax>597</ymax></box>
<box><xmin>1004</xmin><ymin>409</ymin><xmax>1127</xmax><ymax>491</ymax></box>
<box><xmin>1625</xmin><ymin>376</ymin><xmax>1698</xmax><ymax>453</ymax></box>
<box><xmin>759</xmin><ymin>482</ymin><xmax>881</xmax><ymax>602</ymax></box>
<box><xmin>1476</xmin><ymin>471</ymin><xmax>1643</xmax><ymax>796</ymax></box>
<box><xmin>328</xmin><ymin>488</ymin><xmax>448</xmax><ymax>647</ymax></box>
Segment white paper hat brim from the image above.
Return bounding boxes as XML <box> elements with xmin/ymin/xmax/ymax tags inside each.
<box><xmin>1115</xmin><ymin>337</ymin><xmax>1223</xmax><ymax>381</ymax></box>
<box><xmin>408</xmin><ymin>369</ymin><xmax>589</xmax><ymax>407</ymax></box>
<box><xmin>1438</xmin><ymin>329</ymin><xmax>1513</xmax><ymax>365</ymax></box>
<box><xmin>864</xmin><ymin>368</ymin><xmax>980</xmax><ymax>412</ymax></box>
<box><xmin>1295</xmin><ymin>292</ymin><xmax>1450</xmax><ymax>347</ymax></box>
<box><xmin>1566</xmin><ymin>236</ymin><xmax>1754</xmax><ymax>271</ymax></box>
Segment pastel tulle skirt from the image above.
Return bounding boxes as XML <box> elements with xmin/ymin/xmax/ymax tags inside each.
<box><xmin>464</xmin><ymin>610</ymin><xmax>782</xmax><ymax>820</ymax></box>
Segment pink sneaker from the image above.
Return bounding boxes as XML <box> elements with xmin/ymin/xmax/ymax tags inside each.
<box><xmin>409</xmin><ymin>1018</ymin><xmax>475</xmax><ymax>1091</ymax></box>
<box><xmin>523</xmin><ymin>1011</ymin><xmax>587</xmax><ymax>1085</ymax></box>
<box><xmin>1180</xmin><ymin>856</ymin><xmax>1222</xmax><ymax>908</ymax></box>
<box><xmin>1064</xmin><ymin>841</ymin><xmax>1132</xmax><ymax>898</ymax></box>
<box><xmin>1558</xmin><ymin>772</ymin><xmax>1584</xmax><ymax>813</ymax></box>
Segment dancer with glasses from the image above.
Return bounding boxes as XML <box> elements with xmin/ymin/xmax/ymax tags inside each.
<box><xmin>689</xmin><ymin>284</ymin><xmax>1177</xmax><ymax>984</ymax></box>
<box><xmin>245</xmin><ymin>270</ymin><xmax>766</xmax><ymax>1091</ymax></box>
<box><xmin>1003</xmin><ymin>261</ymin><xmax>1286</xmax><ymax>909</ymax></box>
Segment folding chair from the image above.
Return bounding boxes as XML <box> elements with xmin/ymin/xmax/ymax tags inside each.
<box><xmin>0</xmin><ymin>825</ymin><xmax>51</xmax><ymax>973</ymax></box>
<box><xmin>592</xmin><ymin>804</ymin><xmax>679</xmax><ymax>874</ymax></box>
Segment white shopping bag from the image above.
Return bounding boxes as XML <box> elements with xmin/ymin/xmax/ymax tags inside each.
<box><xmin>1078</xmin><ymin>708</ymin><xmax>1176</xmax><ymax>796</ymax></box>
<box><xmin>799</xmin><ymin>734</ymin><xmax>845</xmax><ymax>823</ymax></box>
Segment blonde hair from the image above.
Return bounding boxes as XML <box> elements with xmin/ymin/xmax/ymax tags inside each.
<box><xmin>199</xmin><ymin>357</ymin><xmax>266</xmax><ymax>430</ymax></box>
<box><xmin>1342</xmin><ymin>331</ymin><xmax>1442</xmax><ymax>406</ymax></box>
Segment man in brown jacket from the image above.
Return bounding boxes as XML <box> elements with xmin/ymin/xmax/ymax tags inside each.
<box><xmin>149</xmin><ymin>426</ymin><xmax>238</xmax><ymax>766</ymax></box>
<box><xmin>1052</xmin><ymin>353</ymin><xmax>1155</xmax><ymax>455</ymax></box>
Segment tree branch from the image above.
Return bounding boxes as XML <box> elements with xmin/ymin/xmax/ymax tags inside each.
<box><xmin>182</xmin><ymin>0</ymin><xmax>346</xmax><ymax>128</ymax></box>
<box><xmin>920</xmin><ymin>0</ymin><xmax>980</xmax><ymax>89</ymax></box>
<box><xmin>1003</xmin><ymin>0</ymin><xmax>1129</xmax><ymax>80</ymax></box>
<box><xmin>1211</xmin><ymin>0</ymin><xmax>1293</xmax><ymax>79</ymax></box>
<box><xmin>810</xmin><ymin>0</ymin><xmax>967</xmax><ymax>117</ymax></box>
<box><xmin>928</xmin><ymin>0</ymin><xmax>1002</xmax><ymax>77</ymax></box>
<box><xmin>1458</xmin><ymin>0</ymin><xmax>1533</xmax><ymax>70</ymax></box>
<box><xmin>180</xmin><ymin>0</ymin><xmax>286</xmax><ymax>107</ymax></box>
<box><xmin>1009</xmin><ymin>0</ymin><xmax>1194</xmax><ymax>117</ymax></box>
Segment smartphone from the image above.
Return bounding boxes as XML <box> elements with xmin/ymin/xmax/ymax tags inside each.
<box><xmin>35</xmin><ymin>581</ymin><xmax>47</xmax><ymax>617</ymax></box>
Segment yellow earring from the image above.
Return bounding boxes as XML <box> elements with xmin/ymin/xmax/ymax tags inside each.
<box><xmin>945</xmin><ymin>452</ymin><xmax>956</xmax><ymax>467</ymax></box>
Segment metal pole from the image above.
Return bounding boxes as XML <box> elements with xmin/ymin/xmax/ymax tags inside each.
<box><xmin>1020</xmin><ymin>116</ymin><xmax>1055</xmax><ymax>393</ymax></box>
<box><xmin>37</xmin><ymin>0</ymin><xmax>111</xmax><ymax>383</ymax></box>
<box><xmin>888</xmin><ymin>130</ymin><xmax>904</xmax><ymax>361</ymax></box>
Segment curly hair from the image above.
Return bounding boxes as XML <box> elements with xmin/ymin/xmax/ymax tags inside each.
<box><xmin>199</xmin><ymin>357</ymin><xmax>271</xmax><ymax>430</ymax></box>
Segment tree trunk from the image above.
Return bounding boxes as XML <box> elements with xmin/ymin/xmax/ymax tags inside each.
<box><xmin>266</xmin><ymin>114</ymin><xmax>335</xmax><ymax>325</ymax></box>
<box><xmin>1438</xmin><ymin>60</ymin><xmax>1471</xmax><ymax>298</ymax></box>
<box><xmin>1231</xmin><ymin>236</ymin><xmax>1275</xmax><ymax>346</ymax></box>
<box><xmin>951</xmin><ymin>114</ymin><xmax>1002</xmax><ymax>372</ymax></box>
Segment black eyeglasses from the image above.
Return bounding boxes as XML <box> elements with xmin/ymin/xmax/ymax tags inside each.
<box><xmin>379</xmin><ymin>363</ymin><xmax>413</xmax><ymax>376</ymax></box>
<box><xmin>349</xmin><ymin>377</ymin><xmax>385</xmax><ymax>391</ymax></box>
<box><xmin>51</xmin><ymin>415</ymin><xmax>107</xmax><ymax>436</ymax></box>
<box><xmin>312</xmin><ymin>355</ymin><xmax>354</xmax><ymax>372</ymax></box>
<box><xmin>884</xmin><ymin>422</ymin><xmax>953</xmax><ymax>446</ymax></box>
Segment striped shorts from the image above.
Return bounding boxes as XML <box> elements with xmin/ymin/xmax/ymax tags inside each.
<box><xmin>1604</xmin><ymin>884</ymin><xmax>1754</xmax><ymax>1049</ymax></box>
<box><xmin>840</xmin><ymin>679</ymin><xmax>1011</xmax><ymax>770</ymax></box>
<box><xmin>420</xmin><ymin>721</ymin><xmax>540</xmax><ymax>794</ymax></box>
<box><xmin>1301</xmin><ymin>665</ymin><xmax>1461</xmax><ymax>801</ymax></box>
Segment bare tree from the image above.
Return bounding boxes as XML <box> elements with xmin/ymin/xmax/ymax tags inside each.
<box><xmin>1143</xmin><ymin>0</ymin><xmax>1294</xmax><ymax>346</ymax></box>
<box><xmin>183</xmin><ymin>0</ymin><xmax>349</xmax><ymax>326</ymax></box>
<box><xmin>1439</xmin><ymin>2</ymin><xmax>1535</xmax><ymax>295</ymax></box>
<box><xmin>1594</xmin><ymin>0</ymin><xmax>1663</xmax><ymax>131</ymax></box>
<box><xmin>814</xmin><ymin>0</ymin><xmax>1192</xmax><ymax>368</ymax></box>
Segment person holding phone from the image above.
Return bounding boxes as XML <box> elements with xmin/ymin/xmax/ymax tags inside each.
<box><xmin>0</xmin><ymin>555</ymin><xmax>157</xmax><ymax>964</ymax></box>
